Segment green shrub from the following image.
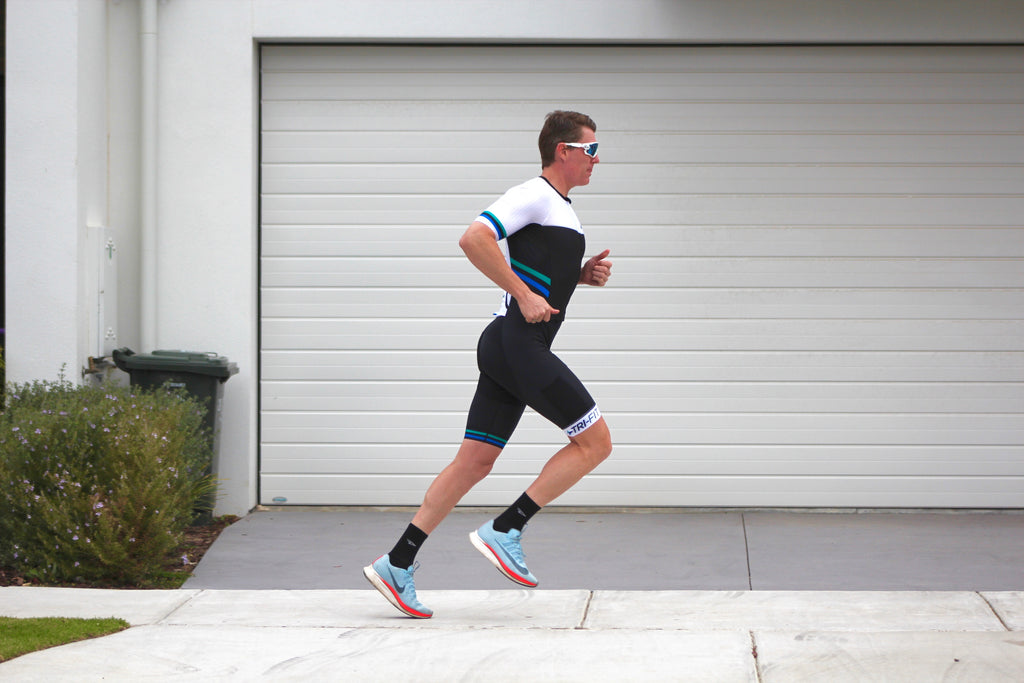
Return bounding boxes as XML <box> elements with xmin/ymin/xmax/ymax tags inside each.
<box><xmin>0</xmin><ymin>377</ymin><xmax>215</xmax><ymax>587</ymax></box>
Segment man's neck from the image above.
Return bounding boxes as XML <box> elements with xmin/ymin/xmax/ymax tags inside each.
<box><xmin>540</xmin><ymin>169</ymin><xmax>571</xmax><ymax>199</ymax></box>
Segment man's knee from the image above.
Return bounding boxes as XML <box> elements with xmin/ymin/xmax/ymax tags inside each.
<box><xmin>576</xmin><ymin>419</ymin><xmax>612</xmax><ymax>464</ymax></box>
<box><xmin>455</xmin><ymin>440</ymin><xmax>501</xmax><ymax>480</ymax></box>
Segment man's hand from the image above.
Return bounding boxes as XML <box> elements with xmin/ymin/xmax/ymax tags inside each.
<box><xmin>518</xmin><ymin>290</ymin><xmax>560</xmax><ymax>323</ymax></box>
<box><xmin>580</xmin><ymin>249</ymin><xmax>613</xmax><ymax>286</ymax></box>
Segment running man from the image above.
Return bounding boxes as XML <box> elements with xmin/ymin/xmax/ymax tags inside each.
<box><xmin>364</xmin><ymin>111</ymin><xmax>613</xmax><ymax>618</ymax></box>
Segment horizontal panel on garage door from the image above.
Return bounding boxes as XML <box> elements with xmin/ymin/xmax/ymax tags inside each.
<box><xmin>261</xmin><ymin>444</ymin><xmax>1024</xmax><ymax>477</ymax></box>
<box><xmin>263</xmin><ymin>380</ymin><xmax>1024</xmax><ymax>413</ymax></box>
<box><xmin>261</xmin><ymin>196</ymin><xmax>1024</xmax><ymax>227</ymax></box>
<box><xmin>264</xmin><ymin>100</ymin><xmax>1024</xmax><ymax>133</ymax></box>
<box><xmin>260</xmin><ymin>44</ymin><xmax>1024</xmax><ymax>507</ymax></box>
<box><xmin>262</xmin><ymin>226</ymin><xmax>1023</xmax><ymax>257</ymax></box>
<box><xmin>262</xmin><ymin>256</ymin><xmax>1024</xmax><ymax>288</ymax></box>
<box><xmin>261</xmin><ymin>319</ymin><xmax>1024</xmax><ymax>351</ymax></box>
<box><xmin>262</xmin><ymin>157</ymin><xmax>1024</xmax><ymax>193</ymax></box>
<box><xmin>259</xmin><ymin>474</ymin><xmax>1024</xmax><ymax>509</ymax></box>
<box><xmin>261</xmin><ymin>411</ymin><xmax>1024</xmax><ymax>446</ymax></box>
<box><xmin>263</xmin><ymin>288</ymin><xmax>1024</xmax><ymax>320</ymax></box>
<box><xmin>260</xmin><ymin>350</ymin><xmax>1024</xmax><ymax>382</ymax></box>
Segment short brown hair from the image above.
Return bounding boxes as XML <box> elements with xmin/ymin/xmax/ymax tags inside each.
<box><xmin>538</xmin><ymin>110</ymin><xmax>597</xmax><ymax>168</ymax></box>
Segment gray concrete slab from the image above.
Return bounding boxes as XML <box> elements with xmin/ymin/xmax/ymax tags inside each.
<box><xmin>184</xmin><ymin>508</ymin><xmax>752</xmax><ymax>590</ymax></box>
<box><xmin>185</xmin><ymin>507</ymin><xmax>1024</xmax><ymax>592</ymax></box>
<box><xmin>585</xmin><ymin>590</ymin><xmax>1006</xmax><ymax>632</ymax></box>
<box><xmin>744</xmin><ymin>511</ymin><xmax>1024</xmax><ymax>590</ymax></box>
<box><xmin>161</xmin><ymin>589</ymin><xmax>591</xmax><ymax>629</ymax></box>
<box><xmin>756</xmin><ymin>632</ymin><xmax>1024</xmax><ymax>682</ymax></box>
<box><xmin>0</xmin><ymin>621</ymin><xmax>760</xmax><ymax>682</ymax></box>
<box><xmin>0</xmin><ymin>587</ymin><xmax>199</xmax><ymax>626</ymax></box>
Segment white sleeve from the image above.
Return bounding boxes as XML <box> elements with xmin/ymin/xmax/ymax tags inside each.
<box><xmin>475</xmin><ymin>183</ymin><xmax>549</xmax><ymax>241</ymax></box>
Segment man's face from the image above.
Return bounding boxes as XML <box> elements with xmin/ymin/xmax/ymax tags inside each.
<box><xmin>564</xmin><ymin>128</ymin><xmax>599</xmax><ymax>189</ymax></box>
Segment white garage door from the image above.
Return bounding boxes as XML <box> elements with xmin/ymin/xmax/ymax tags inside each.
<box><xmin>259</xmin><ymin>45</ymin><xmax>1024</xmax><ymax>507</ymax></box>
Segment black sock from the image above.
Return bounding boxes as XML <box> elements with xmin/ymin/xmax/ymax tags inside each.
<box><xmin>387</xmin><ymin>523</ymin><xmax>428</xmax><ymax>569</ymax></box>
<box><xmin>492</xmin><ymin>492</ymin><xmax>541</xmax><ymax>533</ymax></box>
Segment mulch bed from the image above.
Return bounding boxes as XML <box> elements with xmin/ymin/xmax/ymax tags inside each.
<box><xmin>0</xmin><ymin>516</ymin><xmax>238</xmax><ymax>588</ymax></box>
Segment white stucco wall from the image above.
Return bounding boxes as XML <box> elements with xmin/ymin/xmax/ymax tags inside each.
<box><xmin>7</xmin><ymin>2</ymin><xmax>85</xmax><ymax>383</ymax></box>
<box><xmin>6</xmin><ymin>0</ymin><xmax>1024</xmax><ymax>515</ymax></box>
<box><xmin>152</xmin><ymin>1</ymin><xmax>259</xmax><ymax>516</ymax></box>
<box><xmin>6</xmin><ymin>0</ymin><xmax>109</xmax><ymax>376</ymax></box>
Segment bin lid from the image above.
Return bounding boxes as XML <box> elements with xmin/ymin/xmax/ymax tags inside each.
<box><xmin>113</xmin><ymin>347</ymin><xmax>239</xmax><ymax>379</ymax></box>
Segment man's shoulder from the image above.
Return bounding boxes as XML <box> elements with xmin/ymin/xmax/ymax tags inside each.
<box><xmin>502</xmin><ymin>176</ymin><xmax>561</xmax><ymax>204</ymax></box>
<box><xmin>505</xmin><ymin>175</ymin><xmax>546</xmax><ymax>194</ymax></box>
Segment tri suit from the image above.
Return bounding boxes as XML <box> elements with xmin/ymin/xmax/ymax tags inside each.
<box><xmin>464</xmin><ymin>176</ymin><xmax>602</xmax><ymax>449</ymax></box>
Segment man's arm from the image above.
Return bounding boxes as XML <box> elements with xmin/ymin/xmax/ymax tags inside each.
<box><xmin>459</xmin><ymin>221</ymin><xmax>559</xmax><ymax>323</ymax></box>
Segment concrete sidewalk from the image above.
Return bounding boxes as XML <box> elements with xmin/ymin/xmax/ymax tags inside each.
<box><xmin>4</xmin><ymin>508</ymin><xmax>1024</xmax><ymax>681</ymax></box>
<box><xmin>2</xmin><ymin>586</ymin><xmax>1024</xmax><ymax>680</ymax></box>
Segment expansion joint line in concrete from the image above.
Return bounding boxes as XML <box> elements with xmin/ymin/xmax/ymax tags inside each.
<box><xmin>749</xmin><ymin>631</ymin><xmax>765</xmax><ymax>683</ymax></box>
<box><xmin>979</xmin><ymin>592</ymin><xmax>1012</xmax><ymax>631</ymax></box>
<box><xmin>576</xmin><ymin>591</ymin><xmax>595</xmax><ymax>629</ymax></box>
<box><xmin>741</xmin><ymin>513</ymin><xmax>753</xmax><ymax>590</ymax></box>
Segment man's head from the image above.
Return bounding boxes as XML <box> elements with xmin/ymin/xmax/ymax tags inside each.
<box><xmin>539</xmin><ymin>110</ymin><xmax>598</xmax><ymax>168</ymax></box>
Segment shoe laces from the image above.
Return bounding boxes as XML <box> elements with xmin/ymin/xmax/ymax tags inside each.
<box><xmin>503</xmin><ymin>529</ymin><xmax>526</xmax><ymax>563</ymax></box>
<box><xmin>403</xmin><ymin>562</ymin><xmax>422</xmax><ymax>595</ymax></box>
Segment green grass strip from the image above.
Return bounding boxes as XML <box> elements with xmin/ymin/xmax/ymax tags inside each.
<box><xmin>0</xmin><ymin>616</ymin><xmax>130</xmax><ymax>662</ymax></box>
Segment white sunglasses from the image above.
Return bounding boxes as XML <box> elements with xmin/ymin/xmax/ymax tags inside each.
<box><xmin>562</xmin><ymin>141</ymin><xmax>599</xmax><ymax>157</ymax></box>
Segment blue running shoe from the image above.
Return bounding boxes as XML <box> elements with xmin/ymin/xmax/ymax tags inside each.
<box><xmin>363</xmin><ymin>554</ymin><xmax>433</xmax><ymax>619</ymax></box>
<box><xmin>469</xmin><ymin>520</ymin><xmax>538</xmax><ymax>587</ymax></box>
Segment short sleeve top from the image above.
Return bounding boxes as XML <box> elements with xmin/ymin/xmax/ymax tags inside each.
<box><xmin>475</xmin><ymin>176</ymin><xmax>586</xmax><ymax>321</ymax></box>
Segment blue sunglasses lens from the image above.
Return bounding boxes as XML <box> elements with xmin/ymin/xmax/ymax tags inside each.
<box><xmin>583</xmin><ymin>142</ymin><xmax>598</xmax><ymax>157</ymax></box>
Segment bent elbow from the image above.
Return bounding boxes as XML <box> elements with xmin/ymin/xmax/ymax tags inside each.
<box><xmin>460</xmin><ymin>222</ymin><xmax>496</xmax><ymax>257</ymax></box>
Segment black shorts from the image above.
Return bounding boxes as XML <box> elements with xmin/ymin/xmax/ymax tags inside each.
<box><xmin>464</xmin><ymin>314</ymin><xmax>600</xmax><ymax>448</ymax></box>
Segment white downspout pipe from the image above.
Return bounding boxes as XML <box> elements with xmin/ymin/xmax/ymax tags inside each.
<box><xmin>140</xmin><ymin>0</ymin><xmax>158</xmax><ymax>350</ymax></box>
